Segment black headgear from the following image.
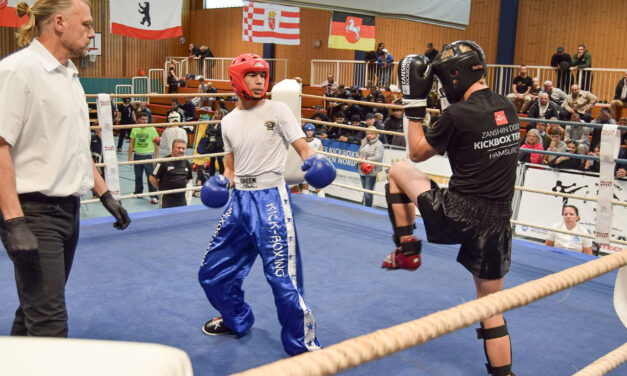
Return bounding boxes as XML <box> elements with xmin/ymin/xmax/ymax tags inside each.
<box><xmin>431</xmin><ymin>40</ymin><xmax>486</xmax><ymax>103</ymax></box>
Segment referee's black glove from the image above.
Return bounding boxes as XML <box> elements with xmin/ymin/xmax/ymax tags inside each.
<box><xmin>100</xmin><ymin>191</ymin><xmax>131</xmax><ymax>230</ymax></box>
<box><xmin>3</xmin><ymin>217</ymin><xmax>39</xmax><ymax>254</ymax></box>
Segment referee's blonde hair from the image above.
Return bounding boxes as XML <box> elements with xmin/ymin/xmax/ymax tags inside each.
<box><xmin>15</xmin><ymin>0</ymin><xmax>90</xmax><ymax>47</ymax></box>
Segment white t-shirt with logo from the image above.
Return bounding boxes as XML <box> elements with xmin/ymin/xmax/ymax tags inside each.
<box><xmin>222</xmin><ymin>100</ymin><xmax>304</xmax><ymax>176</ymax></box>
<box><xmin>546</xmin><ymin>222</ymin><xmax>593</xmax><ymax>253</ymax></box>
<box><xmin>306</xmin><ymin>137</ymin><xmax>322</xmax><ymax>151</ymax></box>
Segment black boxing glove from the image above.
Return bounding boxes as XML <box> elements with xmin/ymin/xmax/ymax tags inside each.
<box><xmin>100</xmin><ymin>191</ymin><xmax>131</xmax><ymax>230</ymax></box>
<box><xmin>3</xmin><ymin>217</ymin><xmax>38</xmax><ymax>254</ymax></box>
<box><xmin>397</xmin><ymin>54</ymin><xmax>434</xmax><ymax>120</ymax></box>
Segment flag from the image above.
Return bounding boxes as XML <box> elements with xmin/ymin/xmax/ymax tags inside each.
<box><xmin>110</xmin><ymin>0</ymin><xmax>182</xmax><ymax>40</ymax></box>
<box><xmin>328</xmin><ymin>12</ymin><xmax>375</xmax><ymax>51</ymax></box>
<box><xmin>0</xmin><ymin>0</ymin><xmax>33</xmax><ymax>28</ymax></box>
<box><xmin>242</xmin><ymin>1</ymin><xmax>300</xmax><ymax>46</ymax></box>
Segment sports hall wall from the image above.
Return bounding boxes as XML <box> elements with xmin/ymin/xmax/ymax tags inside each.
<box><xmin>0</xmin><ymin>0</ymin><xmax>625</xmax><ymax>83</ymax></box>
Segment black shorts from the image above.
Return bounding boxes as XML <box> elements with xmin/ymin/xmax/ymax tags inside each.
<box><xmin>417</xmin><ymin>189</ymin><xmax>513</xmax><ymax>279</ymax></box>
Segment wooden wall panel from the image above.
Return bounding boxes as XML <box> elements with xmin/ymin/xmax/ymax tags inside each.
<box><xmin>515</xmin><ymin>0</ymin><xmax>627</xmax><ymax>68</ymax></box>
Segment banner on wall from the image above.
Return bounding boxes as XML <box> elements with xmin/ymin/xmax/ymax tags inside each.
<box><xmin>515</xmin><ymin>168</ymin><xmax>627</xmax><ymax>253</ymax></box>
<box><xmin>110</xmin><ymin>0</ymin><xmax>183</xmax><ymax>40</ymax></box>
<box><xmin>0</xmin><ymin>0</ymin><xmax>33</xmax><ymax>28</ymax></box>
<box><xmin>328</xmin><ymin>11</ymin><xmax>375</xmax><ymax>51</ymax></box>
<box><xmin>242</xmin><ymin>1</ymin><xmax>300</xmax><ymax>45</ymax></box>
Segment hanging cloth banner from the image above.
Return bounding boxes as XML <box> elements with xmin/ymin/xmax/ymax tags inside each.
<box><xmin>328</xmin><ymin>11</ymin><xmax>375</xmax><ymax>51</ymax></box>
<box><xmin>96</xmin><ymin>94</ymin><xmax>122</xmax><ymax>200</ymax></box>
<box><xmin>110</xmin><ymin>0</ymin><xmax>183</xmax><ymax>40</ymax></box>
<box><xmin>595</xmin><ymin>123</ymin><xmax>621</xmax><ymax>245</ymax></box>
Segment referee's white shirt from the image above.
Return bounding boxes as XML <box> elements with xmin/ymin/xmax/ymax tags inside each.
<box><xmin>222</xmin><ymin>100</ymin><xmax>304</xmax><ymax>177</ymax></box>
<box><xmin>0</xmin><ymin>39</ymin><xmax>93</xmax><ymax>197</ymax></box>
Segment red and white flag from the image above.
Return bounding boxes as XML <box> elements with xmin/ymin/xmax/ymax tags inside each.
<box><xmin>110</xmin><ymin>0</ymin><xmax>182</xmax><ymax>40</ymax></box>
<box><xmin>0</xmin><ymin>0</ymin><xmax>33</xmax><ymax>28</ymax></box>
<box><xmin>242</xmin><ymin>1</ymin><xmax>300</xmax><ymax>46</ymax></box>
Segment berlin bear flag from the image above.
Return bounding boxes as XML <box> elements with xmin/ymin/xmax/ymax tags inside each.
<box><xmin>0</xmin><ymin>0</ymin><xmax>33</xmax><ymax>28</ymax></box>
<box><xmin>110</xmin><ymin>0</ymin><xmax>182</xmax><ymax>40</ymax></box>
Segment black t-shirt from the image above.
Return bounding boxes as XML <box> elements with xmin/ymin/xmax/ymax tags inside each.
<box><xmin>152</xmin><ymin>157</ymin><xmax>192</xmax><ymax>196</ymax></box>
<box><xmin>512</xmin><ymin>75</ymin><xmax>533</xmax><ymax>94</ymax></box>
<box><xmin>425</xmin><ymin>88</ymin><xmax>520</xmax><ymax>201</ymax></box>
<box><xmin>117</xmin><ymin>103</ymin><xmax>134</xmax><ymax>124</ymax></box>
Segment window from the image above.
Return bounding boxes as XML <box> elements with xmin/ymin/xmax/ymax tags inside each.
<box><xmin>204</xmin><ymin>0</ymin><xmax>244</xmax><ymax>9</ymax></box>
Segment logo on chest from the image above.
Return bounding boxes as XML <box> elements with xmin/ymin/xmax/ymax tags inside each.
<box><xmin>493</xmin><ymin>110</ymin><xmax>508</xmax><ymax>126</ymax></box>
<box><xmin>264</xmin><ymin>120</ymin><xmax>276</xmax><ymax>131</ymax></box>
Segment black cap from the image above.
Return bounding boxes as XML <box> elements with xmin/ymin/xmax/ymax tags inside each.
<box><xmin>351</xmin><ymin>114</ymin><xmax>361</xmax><ymax>122</ymax></box>
<box><xmin>557</xmin><ymin>46</ymin><xmax>564</xmax><ymax>52</ymax></box>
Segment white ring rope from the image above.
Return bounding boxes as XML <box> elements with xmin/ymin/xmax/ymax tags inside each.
<box><xmin>572</xmin><ymin>342</ymin><xmax>627</xmax><ymax>376</ymax></box>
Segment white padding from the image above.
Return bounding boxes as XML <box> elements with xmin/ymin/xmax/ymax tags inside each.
<box><xmin>614</xmin><ymin>266</ymin><xmax>627</xmax><ymax>328</ymax></box>
<box><xmin>271</xmin><ymin>79</ymin><xmax>306</xmax><ymax>185</ymax></box>
<box><xmin>0</xmin><ymin>336</ymin><xmax>193</xmax><ymax>376</ymax></box>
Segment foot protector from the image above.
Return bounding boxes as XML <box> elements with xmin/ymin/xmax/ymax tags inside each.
<box><xmin>381</xmin><ymin>236</ymin><xmax>422</xmax><ymax>270</ymax></box>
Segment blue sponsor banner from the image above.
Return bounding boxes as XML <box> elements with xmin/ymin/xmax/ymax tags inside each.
<box><xmin>322</xmin><ymin>139</ymin><xmax>359</xmax><ymax>171</ymax></box>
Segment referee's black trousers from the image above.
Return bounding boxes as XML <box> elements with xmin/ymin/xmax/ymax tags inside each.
<box><xmin>0</xmin><ymin>193</ymin><xmax>80</xmax><ymax>337</ymax></box>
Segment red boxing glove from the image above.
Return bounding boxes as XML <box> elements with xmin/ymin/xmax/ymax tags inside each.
<box><xmin>361</xmin><ymin>163</ymin><xmax>374</xmax><ymax>174</ymax></box>
<box><xmin>154</xmin><ymin>136</ymin><xmax>161</xmax><ymax>145</ymax></box>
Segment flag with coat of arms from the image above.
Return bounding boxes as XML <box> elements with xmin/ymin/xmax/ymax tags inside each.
<box><xmin>110</xmin><ymin>0</ymin><xmax>183</xmax><ymax>40</ymax></box>
<box><xmin>242</xmin><ymin>1</ymin><xmax>300</xmax><ymax>45</ymax></box>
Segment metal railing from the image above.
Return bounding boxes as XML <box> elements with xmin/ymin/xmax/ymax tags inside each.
<box><xmin>131</xmin><ymin>76</ymin><xmax>148</xmax><ymax>103</ymax></box>
<box><xmin>114</xmin><ymin>84</ymin><xmax>132</xmax><ymax>106</ymax></box>
<box><xmin>147</xmin><ymin>68</ymin><xmax>164</xmax><ymax>94</ymax></box>
<box><xmin>311</xmin><ymin>60</ymin><xmax>625</xmax><ymax>102</ymax></box>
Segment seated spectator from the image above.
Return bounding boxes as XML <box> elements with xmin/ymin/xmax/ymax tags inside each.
<box><xmin>589</xmin><ymin>110</ymin><xmax>616</xmax><ymax>151</ymax></box>
<box><xmin>541</xmin><ymin>80</ymin><xmax>567</xmax><ymax>119</ymax></box>
<box><xmin>181</xmin><ymin>97</ymin><xmax>196</xmax><ymax>125</ymax></box>
<box><xmin>326</xmin><ymin>112</ymin><xmax>346</xmax><ymax>140</ymax></box>
<box><xmin>384</xmin><ymin>101</ymin><xmax>404</xmax><ymax>147</ymax></box>
<box><xmin>506</xmin><ymin>65</ymin><xmax>533</xmax><ymax>113</ymax></box>
<box><xmin>561</xmin><ymin>84</ymin><xmax>597</xmax><ymax>122</ymax></box>
<box><xmin>610</xmin><ymin>71</ymin><xmax>627</xmax><ymax>121</ymax></box>
<box><xmin>617</xmin><ymin>131</ymin><xmax>627</xmax><ymax>179</ymax></box>
<box><xmin>321</xmin><ymin>73</ymin><xmax>338</xmax><ymax>97</ymax></box>
<box><xmin>349</xmin><ymin>86</ymin><xmax>363</xmax><ymax>101</ymax></box>
<box><xmin>310</xmin><ymin>113</ymin><xmax>328</xmax><ymax>139</ymax></box>
<box><xmin>565</xmin><ymin>113</ymin><xmax>590</xmax><ymax>154</ymax></box>
<box><xmin>193</xmin><ymin>77</ymin><xmax>212</xmax><ymax>108</ymax></box>
<box><xmin>544</xmin><ymin>126</ymin><xmax>567</xmax><ymax>164</ymax></box>
<box><xmin>535</xmin><ymin>122</ymin><xmax>552</xmax><ymax>149</ymax></box>
<box><xmin>583</xmin><ymin>145</ymin><xmax>600</xmax><ymax>173</ymax></box>
<box><xmin>528</xmin><ymin>92</ymin><xmax>560</xmax><ymax>125</ymax></box>
<box><xmin>150</xmin><ymin>139</ymin><xmax>192</xmax><ymax>208</ymax></box>
<box><xmin>167</xmin><ymin>99</ymin><xmax>185</xmax><ymax>122</ymax></box>
<box><xmin>344</xmin><ymin>102</ymin><xmax>363</xmax><ymax>121</ymax></box>
<box><xmin>374</xmin><ymin>94</ymin><xmax>389</xmax><ymax>120</ymax></box>
<box><xmin>335</xmin><ymin>85</ymin><xmax>350</xmax><ymax>99</ymax></box>
<box><xmin>309</xmin><ymin>105</ymin><xmax>329</xmax><ymax>121</ymax></box>
<box><xmin>365</xmin><ymin>112</ymin><xmax>387</xmax><ymax>144</ymax></box>
<box><xmin>519</xmin><ymin>129</ymin><xmax>544</xmax><ymax>164</ymax></box>
<box><xmin>357</xmin><ymin>126</ymin><xmax>384</xmax><ymax>207</ymax></box>
<box><xmin>545</xmin><ymin>205</ymin><xmax>593</xmax><ymax>255</ymax></box>
<box><xmin>549</xmin><ymin>140</ymin><xmax>583</xmax><ymax>170</ymax></box>
<box><xmin>160</xmin><ymin>112</ymin><xmax>188</xmax><ymax>157</ymax></box>
<box><xmin>524</xmin><ymin>77</ymin><xmax>542</xmax><ymax>113</ymax></box>
<box><xmin>136</xmin><ymin>101</ymin><xmax>152</xmax><ymax>124</ymax></box>
<box><xmin>337</xmin><ymin>114</ymin><xmax>363</xmax><ymax>144</ymax></box>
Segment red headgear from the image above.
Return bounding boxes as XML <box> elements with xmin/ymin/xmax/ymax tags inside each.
<box><xmin>229</xmin><ymin>53</ymin><xmax>270</xmax><ymax>100</ymax></box>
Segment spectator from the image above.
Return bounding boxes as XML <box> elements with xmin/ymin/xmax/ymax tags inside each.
<box><xmin>128</xmin><ymin>112</ymin><xmax>159</xmax><ymax>204</ymax></box>
<box><xmin>589</xmin><ymin>109</ymin><xmax>616</xmax><ymax>151</ymax></box>
<box><xmin>309</xmin><ymin>105</ymin><xmax>329</xmax><ymax>122</ymax></box>
<box><xmin>321</xmin><ymin>73</ymin><xmax>338</xmax><ymax>97</ymax></box>
<box><xmin>506</xmin><ymin>65</ymin><xmax>533</xmax><ymax>113</ymax></box>
<box><xmin>193</xmin><ymin>77</ymin><xmax>211</xmax><ymax>108</ymax></box>
<box><xmin>301</xmin><ymin>123</ymin><xmax>325</xmax><ymax>197</ymax></box>
<box><xmin>528</xmin><ymin>92</ymin><xmax>560</xmax><ymax>125</ymax></box>
<box><xmin>167</xmin><ymin>99</ymin><xmax>185</xmax><ymax>124</ymax></box>
<box><xmin>572</xmin><ymin>44</ymin><xmax>592</xmax><ymax>91</ymax></box>
<box><xmin>365</xmin><ymin>112</ymin><xmax>387</xmax><ymax>144</ymax></box>
<box><xmin>583</xmin><ymin>145</ymin><xmax>600</xmax><ymax>173</ymax></box>
<box><xmin>337</xmin><ymin>114</ymin><xmax>362</xmax><ymax>144</ymax></box>
<box><xmin>545</xmin><ymin>205</ymin><xmax>593</xmax><ymax>254</ymax></box>
<box><xmin>181</xmin><ymin>97</ymin><xmax>196</xmax><ymax>123</ymax></box>
<box><xmin>550</xmin><ymin>46</ymin><xmax>572</xmax><ymax>91</ymax></box>
<box><xmin>384</xmin><ymin>102</ymin><xmax>404</xmax><ymax>147</ymax></box>
<box><xmin>327</xmin><ymin>111</ymin><xmax>345</xmax><ymax>140</ymax></box>
<box><xmin>310</xmin><ymin>111</ymin><xmax>328</xmax><ymax>138</ymax></box>
<box><xmin>160</xmin><ymin>112</ymin><xmax>187</xmax><ymax>157</ymax></box>
<box><xmin>541</xmin><ymin>80</ymin><xmax>567</xmax><ymax>108</ymax></box>
<box><xmin>349</xmin><ymin>85</ymin><xmax>363</xmax><ymax>101</ymax></box>
<box><xmin>136</xmin><ymin>101</ymin><xmax>152</xmax><ymax>124</ymax></box>
<box><xmin>565</xmin><ymin>113</ymin><xmax>590</xmax><ymax>154</ymax></box>
<box><xmin>525</xmin><ymin>77</ymin><xmax>542</xmax><ymax>111</ymax></box>
<box><xmin>116</xmin><ymin>97</ymin><xmax>136</xmax><ymax>152</ymax></box>
<box><xmin>365</xmin><ymin>49</ymin><xmax>378</xmax><ymax>85</ymax></box>
<box><xmin>561</xmin><ymin>84</ymin><xmax>597</xmax><ymax>122</ymax></box>
<box><xmin>335</xmin><ymin>84</ymin><xmax>350</xmax><ymax>99</ymax></box>
<box><xmin>377</xmin><ymin>48</ymin><xmax>394</xmax><ymax>89</ymax></box>
<box><xmin>357</xmin><ymin>126</ymin><xmax>384</xmax><ymax>207</ymax></box>
<box><xmin>545</xmin><ymin>126</ymin><xmax>567</xmax><ymax>164</ymax></box>
<box><xmin>424</xmin><ymin>42</ymin><xmax>438</xmax><ymax>62</ymax></box>
<box><xmin>150</xmin><ymin>139</ymin><xmax>192</xmax><ymax>208</ymax></box>
<box><xmin>610</xmin><ymin>71</ymin><xmax>627</xmax><ymax>121</ymax></box>
<box><xmin>201</xmin><ymin>109</ymin><xmax>226</xmax><ymax>177</ymax></box>
<box><xmin>167</xmin><ymin>64</ymin><xmax>185</xmax><ymax>93</ymax></box>
<box><xmin>374</xmin><ymin>94</ymin><xmax>389</xmax><ymax>120</ymax></box>
<box><xmin>90</xmin><ymin>126</ymin><xmax>103</xmax><ymax>179</ymax></box>
<box><xmin>519</xmin><ymin>129</ymin><xmax>544</xmax><ymax>164</ymax></box>
<box><xmin>549</xmin><ymin>140</ymin><xmax>583</xmax><ymax>170</ymax></box>
<box><xmin>535</xmin><ymin>122</ymin><xmax>552</xmax><ymax>149</ymax></box>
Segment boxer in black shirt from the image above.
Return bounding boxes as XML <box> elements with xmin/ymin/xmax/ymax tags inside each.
<box><xmin>150</xmin><ymin>139</ymin><xmax>192</xmax><ymax>208</ymax></box>
<box><xmin>384</xmin><ymin>41</ymin><xmax>518</xmax><ymax>375</ymax></box>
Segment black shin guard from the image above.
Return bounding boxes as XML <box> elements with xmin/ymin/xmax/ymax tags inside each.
<box><xmin>476</xmin><ymin>321</ymin><xmax>513</xmax><ymax>376</ymax></box>
<box><xmin>385</xmin><ymin>183</ymin><xmax>415</xmax><ymax>246</ymax></box>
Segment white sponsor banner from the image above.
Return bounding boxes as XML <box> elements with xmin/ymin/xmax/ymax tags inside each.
<box><xmin>96</xmin><ymin>94</ymin><xmax>121</xmax><ymax>200</ymax></box>
<box><xmin>515</xmin><ymin>168</ymin><xmax>627</xmax><ymax>253</ymax></box>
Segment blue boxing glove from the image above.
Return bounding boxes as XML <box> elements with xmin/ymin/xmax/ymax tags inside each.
<box><xmin>201</xmin><ymin>175</ymin><xmax>231</xmax><ymax>208</ymax></box>
<box><xmin>301</xmin><ymin>154</ymin><xmax>336</xmax><ymax>189</ymax></box>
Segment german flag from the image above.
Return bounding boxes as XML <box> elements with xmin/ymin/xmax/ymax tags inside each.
<box><xmin>328</xmin><ymin>12</ymin><xmax>375</xmax><ymax>51</ymax></box>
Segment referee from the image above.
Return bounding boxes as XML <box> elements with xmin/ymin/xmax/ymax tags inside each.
<box><xmin>0</xmin><ymin>0</ymin><xmax>130</xmax><ymax>337</ymax></box>
<box><xmin>150</xmin><ymin>139</ymin><xmax>193</xmax><ymax>208</ymax></box>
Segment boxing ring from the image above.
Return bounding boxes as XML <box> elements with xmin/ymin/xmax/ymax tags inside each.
<box><xmin>1</xmin><ymin>84</ymin><xmax>627</xmax><ymax>375</ymax></box>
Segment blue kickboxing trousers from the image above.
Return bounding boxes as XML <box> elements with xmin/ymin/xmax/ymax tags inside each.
<box><xmin>198</xmin><ymin>184</ymin><xmax>320</xmax><ymax>356</ymax></box>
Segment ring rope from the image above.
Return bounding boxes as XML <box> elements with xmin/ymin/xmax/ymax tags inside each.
<box><xmin>91</xmin><ymin>119</ymin><xmax>220</xmax><ymax>131</ymax></box>
<box><xmin>81</xmin><ymin>186</ymin><xmax>201</xmax><ymax>205</ymax></box>
<box><xmin>525</xmin><ymin>116</ymin><xmax>627</xmax><ymax>131</ymax></box>
<box><xmin>306</xmin><ymin>118</ymin><xmax>404</xmax><ymax>137</ymax></box>
<box><xmin>234</xmin><ymin>251</ymin><xmax>627</xmax><ymax>376</ymax></box>
<box><xmin>93</xmin><ymin>152</ymin><xmax>228</xmax><ymax>168</ymax></box>
<box><xmin>572</xmin><ymin>342</ymin><xmax>627</xmax><ymax>376</ymax></box>
<box><xmin>85</xmin><ymin>93</ymin><xmax>238</xmax><ymax>99</ymax></box>
<box><xmin>299</xmin><ymin>93</ymin><xmax>441</xmax><ymax>114</ymax></box>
